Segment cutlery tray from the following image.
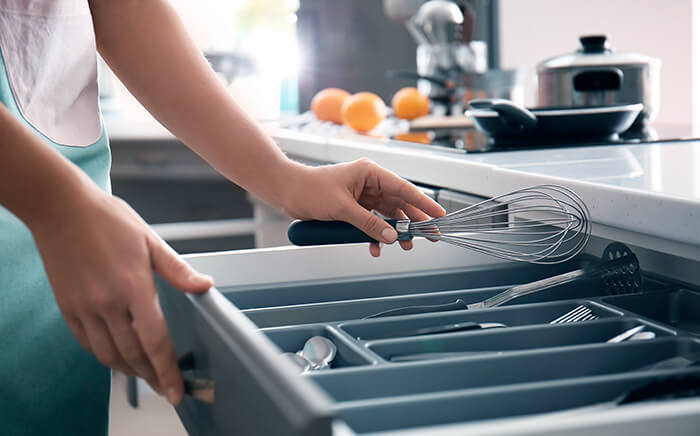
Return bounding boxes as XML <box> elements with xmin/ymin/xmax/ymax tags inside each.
<box><xmin>159</xmin><ymin>254</ymin><xmax>700</xmax><ymax>435</ymax></box>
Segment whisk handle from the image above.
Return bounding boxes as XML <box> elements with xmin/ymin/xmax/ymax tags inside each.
<box><xmin>288</xmin><ymin>219</ymin><xmax>403</xmax><ymax>246</ymax></box>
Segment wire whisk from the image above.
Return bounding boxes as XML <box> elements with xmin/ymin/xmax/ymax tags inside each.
<box><xmin>407</xmin><ymin>184</ymin><xmax>590</xmax><ymax>264</ymax></box>
<box><xmin>288</xmin><ymin>184</ymin><xmax>591</xmax><ymax>264</ymax></box>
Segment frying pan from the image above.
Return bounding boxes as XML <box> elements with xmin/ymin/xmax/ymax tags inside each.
<box><xmin>468</xmin><ymin>99</ymin><xmax>643</xmax><ymax>144</ymax></box>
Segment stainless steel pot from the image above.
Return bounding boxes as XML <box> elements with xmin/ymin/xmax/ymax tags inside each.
<box><xmin>536</xmin><ymin>35</ymin><xmax>661</xmax><ymax>125</ymax></box>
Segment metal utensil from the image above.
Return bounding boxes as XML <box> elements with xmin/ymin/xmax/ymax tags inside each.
<box><xmin>282</xmin><ymin>352</ymin><xmax>312</xmax><ymax>374</ymax></box>
<box><xmin>300</xmin><ymin>336</ymin><xmax>337</xmax><ymax>370</ymax></box>
<box><xmin>606</xmin><ymin>325</ymin><xmax>646</xmax><ymax>343</ymax></box>
<box><xmin>289</xmin><ymin>184</ymin><xmax>591</xmax><ymax>265</ymax></box>
<box><xmin>629</xmin><ymin>331</ymin><xmax>656</xmax><ymax>341</ymax></box>
<box><xmin>282</xmin><ymin>336</ymin><xmax>338</xmax><ymax>374</ymax></box>
<box><xmin>366</xmin><ymin>243</ymin><xmax>640</xmax><ymax>319</ymax></box>
<box><xmin>390</xmin><ymin>351</ymin><xmax>500</xmax><ymax>362</ymax></box>
<box><xmin>414</xmin><ymin>0</ymin><xmax>464</xmax><ymax>45</ymax></box>
<box><xmin>550</xmin><ymin>305</ymin><xmax>599</xmax><ymax>324</ymax></box>
<box><xmin>467</xmin><ymin>245</ymin><xmax>640</xmax><ymax>310</ymax></box>
<box><xmin>365</xmin><ymin>299</ymin><xmax>469</xmax><ymax>319</ymax></box>
<box><xmin>361</xmin><ymin>321</ymin><xmax>506</xmax><ymax>340</ymax></box>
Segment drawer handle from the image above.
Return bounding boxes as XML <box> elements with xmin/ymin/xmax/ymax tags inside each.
<box><xmin>179</xmin><ymin>352</ymin><xmax>215</xmax><ymax>404</ymax></box>
<box><xmin>184</xmin><ymin>379</ymin><xmax>215</xmax><ymax>404</ymax></box>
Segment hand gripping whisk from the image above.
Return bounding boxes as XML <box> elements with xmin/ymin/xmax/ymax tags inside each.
<box><xmin>287</xmin><ymin>184</ymin><xmax>591</xmax><ymax>264</ymax></box>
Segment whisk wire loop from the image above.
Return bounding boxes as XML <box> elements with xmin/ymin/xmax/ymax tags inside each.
<box><xmin>407</xmin><ymin>185</ymin><xmax>591</xmax><ymax>264</ymax></box>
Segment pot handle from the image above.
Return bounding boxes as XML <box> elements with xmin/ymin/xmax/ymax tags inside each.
<box><xmin>468</xmin><ymin>98</ymin><xmax>538</xmax><ymax>133</ymax></box>
<box><xmin>573</xmin><ymin>68</ymin><xmax>623</xmax><ymax>91</ymax></box>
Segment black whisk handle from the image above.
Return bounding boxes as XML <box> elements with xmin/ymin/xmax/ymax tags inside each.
<box><xmin>288</xmin><ymin>219</ymin><xmax>400</xmax><ymax>246</ymax></box>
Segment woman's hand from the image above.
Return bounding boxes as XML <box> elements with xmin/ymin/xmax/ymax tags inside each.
<box><xmin>282</xmin><ymin>159</ymin><xmax>446</xmax><ymax>257</ymax></box>
<box><xmin>31</xmin><ymin>187</ymin><xmax>212</xmax><ymax>406</ymax></box>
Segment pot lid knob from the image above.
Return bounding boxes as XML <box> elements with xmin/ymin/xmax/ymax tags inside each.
<box><xmin>579</xmin><ymin>35</ymin><xmax>611</xmax><ymax>54</ymax></box>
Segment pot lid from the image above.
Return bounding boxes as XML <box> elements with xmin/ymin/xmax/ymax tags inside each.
<box><xmin>537</xmin><ymin>35</ymin><xmax>660</xmax><ymax>71</ymax></box>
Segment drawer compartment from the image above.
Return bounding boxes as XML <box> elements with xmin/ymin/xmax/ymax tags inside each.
<box><xmin>603</xmin><ymin>290</ymin><xmax>700</xmax><ymax>334</ymax></box>
<box><xmin>310</xmin><ymin>338</ymin><xmax>700</xmax><ymax>402</ymax></box>
<box><xmin>262</xmin><ymin>325</ymin><xmax>376</xmax><ymax>369</ymax></box>
<box><xmin>339</xmin><ymin>300</ymin><xmax>621</xmax><ymax>340</ymax></box>
<box><xmin>222</xmin><ymin>261</ymin><xmax>586</xmax><ymax>310</ymax></box>
<box><xmin>334</xmin><ymin>368</ymin><xmax>700</xmax><ymax>434</ymax></box>
<box><xmin>157</xmin><ymin>243</ymin><xmax>700</xmax><ymax>436</ymax></box>
<box><xmin>367</xmin><ymin>318</ymin><xmax>670</xmax><ymax>362</ymax></box>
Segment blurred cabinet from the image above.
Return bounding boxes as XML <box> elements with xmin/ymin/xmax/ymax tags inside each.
<box><xmin>297</xmin><ymin>0</ymin><xmax>417</xmax><ymax>110</ymax></box>
<box><xmin>110</xmin><ymin>138</ymin><xmax>255</xmax><ymax>254</ymax></box>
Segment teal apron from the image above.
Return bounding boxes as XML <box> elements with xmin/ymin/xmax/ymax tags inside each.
<box><xmin>0</xmin><ymin>51</ymin><xmax>112</xmax><ymax>435</ymax></box>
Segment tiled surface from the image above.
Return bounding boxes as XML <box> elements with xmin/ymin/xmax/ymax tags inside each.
<box><xmin>109</xmin><ymin>373</ymin><xmax>187</xmax><ymax>436</ymax></box>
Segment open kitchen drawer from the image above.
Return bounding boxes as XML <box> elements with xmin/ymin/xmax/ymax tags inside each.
<box><xmin>156</xmin><ymin>239</ymin><xmax>700</xmax><ymax>436</ymax></box>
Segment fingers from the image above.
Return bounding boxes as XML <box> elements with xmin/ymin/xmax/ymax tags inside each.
<box><xmin>104</xmin><ymin>312</ymin><xmax>160</xmax><ymax>391</ymax></box>
<box><xmin>342</xmin><ymin>202</ymin><xmax>398</xmax><ymax>244</ymax></box>
<box><xmin>368</xmin><ymin>209</ymin><xmax>413</xmax><ymax>257</ymax></box>
<box><xmin>147</xmin><ymin>233</ymin><xmax>212</xmax><ymax>293</ymax></box>
<box><xmin>131</xmin><ymin>288</ymin><xmax>184</xmax><ymax>405</ymax></box>
<box><xmin>374</xmin><ymin>166</ymin><xmax>446</xmax><ymax>218</ymax></box>
<box><xmin>64</xmin><ymin>314</ymin><xmax>92</xmax><ymax>352</ymax></box>
<box><xmin>82</xmin><ymin>315</ymin><xmax>134</xmax><ymax>376</ymax></box>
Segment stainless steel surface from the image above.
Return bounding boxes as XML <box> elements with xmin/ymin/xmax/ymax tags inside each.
<box><xmin>365</xmin><ymin>299</ymin><xmax>469</xmax><ymax>319</ymax></box>
<box><xmin>282</xmin><ymin>336</ymin><xmax>338</xmax><ymax>373</ymax></box>
<box><xmin>406</xmin><ymin>184</ymin><xmax>590</xmax><ymax>264</ymax></box>
<box><xmin>458</xmin><ymin>0</ymin><xmax>501</xmax><ymax>68</ymax></box>
<box><xmin>630</xmin><ymin>331</ymin><xmax>657</xmax><ymax>341</ymax></box>
<box><xmin>414</xmin><ymin>0</ymin><xmax>464</xmax><ymax>47</ymax></box>
<box><xmin>549</xmin><ymin>305</ymin><xmax>599</xmax><ymax>324</ymax></box>
<box><xmin>365</xmin><ymin>321</ymin><xmax>506</xmax><ymax>339</ymax></box>
<box><xmin>536</xmin><ymin>35</ymin><xmax>661</xmax><ymax>124</ymax></box>
<box><xmin>283</xmin><ymin>352</ymin><xmax>313</xmax><ymax>374</ymax></box>
<box><xmin>301</xmin><ymin>336</ymin><xmax>337</xmax><ymax>370</ymax></box>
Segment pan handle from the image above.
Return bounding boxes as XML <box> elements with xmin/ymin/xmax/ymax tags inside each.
<box><xmin>468</xmin><ymin>98</ymin><xmax>538</xmax><ymax>133</ymax></box>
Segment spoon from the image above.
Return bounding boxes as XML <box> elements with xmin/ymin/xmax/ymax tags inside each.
<box><xmin>300</xmin><ymin>336</ymin><xmax>337</xmax><ymax>370</ymax></box>
<box><xmin>282</xmin><ymin>352</ymin><xmax>311</xmax><ymax>374</ymax></box>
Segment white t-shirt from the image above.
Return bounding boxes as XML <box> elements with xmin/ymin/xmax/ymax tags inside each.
<box><xmin>0</xmin><ymin>0</ymin><xmax>102</xmax><ymax>146</ymax></box>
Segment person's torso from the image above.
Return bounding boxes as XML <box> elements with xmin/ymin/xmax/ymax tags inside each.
<box><xmin>0</xmin><ymin>1</ymin><xmax>111</xmax><ymax>434</ymax></box>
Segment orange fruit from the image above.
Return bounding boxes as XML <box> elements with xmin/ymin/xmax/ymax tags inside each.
<box><xmin>311</xmin><ymin>88</ymin><xmax>351</xmax><ymax>124</ymax></box>
<box><xmin>341</xmin><ymin>92</ymin><xmax>387</xmax><ymax>133</ymax></box>
<box><xmin>391</xmin><ymin>87</ymin><xmax>430</xmax><ymax>120</ymax></box>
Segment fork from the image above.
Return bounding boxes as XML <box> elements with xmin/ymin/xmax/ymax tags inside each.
<box><xmin>550</xmin><ymin>305</ymin><xmax>599</xmax><ymax>324</ymax></box>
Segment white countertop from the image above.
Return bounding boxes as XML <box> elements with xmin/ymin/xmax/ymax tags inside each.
<box><xmin>103</xmin><ymin>110</ymin><xmax>700</xmax><ymax>260</ymax></box>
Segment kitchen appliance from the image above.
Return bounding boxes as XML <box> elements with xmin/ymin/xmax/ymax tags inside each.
<box><xmin>413</xmin><ymin>0</ymin><xmax>464</xmax><ymax>47</ymax></box>
<box><xmin>536</xmin><ymin>35</ymin><xmax>661</xmax><ymax>126</ymax></box>
<box><xmin>288</xmin><ymin>184</ymin><xmax>590</xmax><ymax>264</ymax></box>
<box><xmin>156</xmin><ymin>235</ymin><xmax>700</xmax><ymax>435</ymax></box>
<box><xmin>388</xmin><ymin>67</ymin><xmax>526</xmax><ymax>115</ymax></box>
<box><xmin>468</xmin><ymin>98</ymin><xmax>643</xmax><ymax>145</ymax></box>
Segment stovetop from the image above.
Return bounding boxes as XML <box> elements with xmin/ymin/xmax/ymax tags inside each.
<box><xmin>281</xmin><ymin>112</ymin><xmax>698</xmax><ymax>155</ymax></box>
<box><xmin>430</xmin><ymin>123</ymin><xmax>699</xmax><ymax>153</ymax></box>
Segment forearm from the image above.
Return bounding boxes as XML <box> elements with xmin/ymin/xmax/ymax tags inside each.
<box><xmin>0</xmin><ymin>105</ymin><xmax>96</xmax><ymax>230</ymax></box>
<box><xmin>89</xmin><ymin>0</ymin><xmax>299</xmax><ymax>209</ymax></box>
